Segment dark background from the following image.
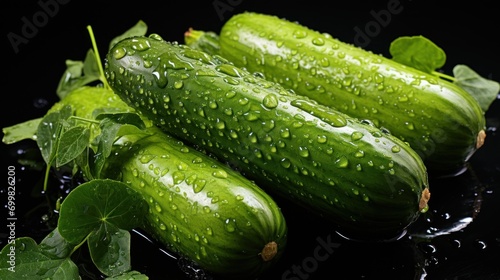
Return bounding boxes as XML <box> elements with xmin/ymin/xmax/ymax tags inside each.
<box><xmin>2</xmin><ymin>1</ymin><xmax>499</xmax><ymax>279</ymax></box>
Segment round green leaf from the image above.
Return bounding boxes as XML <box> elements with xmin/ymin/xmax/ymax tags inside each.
<box><xmin>88</xmin><ymin>225</ymin><xmax>131</xmax><ymax>277</ymax></box>
<box><xmin>389</xmin><ymin>35</ymin><xmax>446</xmax><ymax>73</ymax></box>
<box><xmin>0</xmin><ymin>237</ymin><xmax>80</xmax><ymax>280</ymax></box>
<box><xmin>58</xmin><ymin>179</ymin><xmax>148</xmax><ymax>245</ymax></box>
<box><xmin>453</xmin><ymin>64</ymin><xmax>500</xmax><ymax>112</ymax></box>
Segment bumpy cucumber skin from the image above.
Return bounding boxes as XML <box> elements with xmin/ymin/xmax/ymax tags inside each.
<box><xmin>217</xmin><ymin>12</ymin><xmax>486</xmax><ymax>175</ymax></box>
<box><xmin>55</xmin><ymin>87</ymin><xmax>288</xmax><ymax>279</ymax></box>
<box><xmin>103</xmin><ymin>129</ymin><xmax>287</xmax><ymax>278</ymax></box>
<box><xmin>105</xmin><ymin>35</ymin><xmax>430</xmax><ymax>241</ymax></box>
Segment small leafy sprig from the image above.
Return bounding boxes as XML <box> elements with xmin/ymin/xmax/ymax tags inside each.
<box><xmin>0</xmin><ymin>21</ymin><xmax>151</xmax><ymax>279</ymax></box>
<box><xmin>36</xmin><ymin>104</ymin><xmax>147</xmax><ymax>184</ymax></box>
<box><xmin>390</xmin><ymin>35</ymin><xmax>500</xmax><ymax>112</ymax></box>
<box><xmin>0</xmin><ymin>179</ymin><xmax>148</xmax><ymax>279</ymax></box>
<box><xmin>56</xmin><ymin>20</ymin><xmax>147</xmax><ymax>100</ymax></box>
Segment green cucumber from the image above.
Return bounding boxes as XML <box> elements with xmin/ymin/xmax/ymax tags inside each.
<box><xmin>104</xmin><ymin>34</ymin><xmax>430</xmax><ymax>241</ymax></box>
<box><xmin>52</xmin><ymin>86</ymin><xmax>288</xmax><ymax>279</ymax></box>
<box><xmin>213</xmin><ymin>12</ymin><xmax>487</xmax><ymax>175</ymax></box>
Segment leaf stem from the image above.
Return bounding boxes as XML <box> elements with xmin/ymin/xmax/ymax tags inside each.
<box><xmin>70</xmin><ymin>115</ymin><xmax>100</xmax><ymax>125</ymax></box>
<box><xmin>87</xmin><ymin>25</ymin><xmax>110</xmax><ymax>90</ymax></box>
<box><xmin>43</xmin><ymin>164</ymin><xmax>51</xmax><ymax>192</ymax></box>
<box><xmin>433</xmin><ymin>70</ymin><xmax>456</xmax><ymax>82</ymax></box>
<box><xmin>70</xmin><ymin>234</ymin><xmax>90</xmax><ymax>256</ymax></box>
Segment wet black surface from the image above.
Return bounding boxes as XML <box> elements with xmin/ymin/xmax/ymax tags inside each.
<box><xmin>2</xmin><ymin>1</ymin><xmax>499</xmax><ymax>279</ymax></box>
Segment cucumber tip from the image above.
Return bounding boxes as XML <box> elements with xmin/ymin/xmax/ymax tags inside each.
<box><xmin>260</xmin><ymin>241</ymin><xmax>278</xmax><ymax>262</ymax></box>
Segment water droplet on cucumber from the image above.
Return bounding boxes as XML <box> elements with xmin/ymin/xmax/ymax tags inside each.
<box><xmin>224</xmin><ymin>218</ymin><xmax>237</xmax><ymax>232</ymax></box>
<box><xmin>113</xmin><ymin>47</ymin><xmax>127</xmax><ymax>59</ymax></box>
<box><xmin>298</xmin><ymin>146</ymin><xmax>310</xmax><ymax>158</ymax></box>
<box><xmin>212</xmin><ymin>169</ymin><xmax>228</xmax><ymax>179</ymax></box>
<box><xmin>291</xmin><ymin>99</ymin><xmax>347</xmax><ymax>127</ymax></box>
<box><xmin>130</xmin><ymin>37</ymin><xmax>151</xmax><ymax>51</ymax></box>
<box><xmin>391</xmin><ymin>145</ymin><xmax>401</xmax><ymax>153</ymax></box>
<box><xmin>216</xmin><ymin>64</ymin><xmax>246</xmax><ymax>77</ymax></box>
<box><xmin>154</xmin><ymin>202</ymin><xmax>162</xmax><ymax>212</ymax></box>
<box><xmin>351</xmin><ymin>131</ymin><xmax>364</xmax><ymax>141</ymax></box>
<box><xmin>280</xmin><ymin>158</ymin><xmax>291</xmax><ymax>168</ymax></box>
<box><xmin>335</xmin><ymin>156</ymin><xmax>349</xmax><ymax>168</ymax></box>
<box><xmin>293</xmin><ymin>30</ymin><xmax>307</xmax><ymax>39</ymax></box>
<box><xmin>263</xmin><ymin>94</ymin><xmax>279</xmax><ymax>109</ymax></box>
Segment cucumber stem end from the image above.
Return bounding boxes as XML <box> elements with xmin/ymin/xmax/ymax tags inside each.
<box><xmin>419</xmin><ymin>188</ymin><xmax>431</xmax><ymax>213</ymax></box>
<box><xmin>260</xmin><ymin>241</ymin><xmax>278</xmax><ymax>262</ymax></box>
<box><xmin>476</xmin><ymin>130</ymin><xmax>486</xmax><ymax>149</ymax></box>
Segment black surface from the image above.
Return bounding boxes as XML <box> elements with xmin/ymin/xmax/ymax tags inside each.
<box><xmin>2</xmin><ymin>1</ymin><xmax>499</xmax><ymax>279</ymax></box>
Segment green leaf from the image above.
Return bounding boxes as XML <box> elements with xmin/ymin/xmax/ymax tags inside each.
<box><xmin>57</xmin><ymin>59</ymin><xmax>85</xmax><ymax>97</ymax></box>
<box><xmin>115</xmin><ymin>124</ymin><xmax>153</xmax><ymax>140</ymax></box>
<box><xmin>58</xmin><ymin>179</ymin><xmax>148</xmax><ymax>245</ymax></box>
<box><xmin>39</xmin><ymin>228</ymin><xmax>76</xmax><ymax>259</ymax></box>
<box><xmin>36</xmin><ymin>105</ymin><xmax>73</xmax><ymax>165</ymax></box>
<box><xmin>83</xmin><ymin>49</ymin><xmax>101</xmax><ymax>81</ymax></box>
<box><xmin>389</xmin><ymin>35</ymin><xmax>446</xmax><ymax>73</ymax></box>
<box><xmin>453</xmin><ymin>64</ymin><xmax>500</xmax><ymax>112</ymax></box>
<box><xmin>2</xmin><ymin>118</ymin><xmax>41</xmax><ymax>144</ymax></box>
<box><xmin>92</xmin><ymin>119</ymin><xmax>124</xmax><ymax>178</ymax></box>
<box><xmin>90</xmin><ymin>123</ymin><xmax>149</xmax><ymax>180</ymax></box>
<box><xmin>95</xmin><ymin>110</ymin><xmax>153</xmax><ymax>131</ymax></box>
<box><xmin>105</xmin><ymin>270</ymin><xmax>149</xmax><ymax>279</ymax></box>
<box><xmin>0</xmin><ymin>237</ymin><xmax>79</xmax><ymax>280</ymax></box>
<box><xmin>91</xmin><ymin>113</ymin><xmax>147</xmax><ymax>178</ymax></box>
<box><xmin>56</xmin><ymin>126</ymin><xmax>91</xmax><ymax>167</ymax></box>
<box><xmin>108</xmin><ymin>20</ymin><xmax>148</xmax><ymax>51</ymax></box>
<box><xmin>95</xmin><ymin>112</ymin><xmax>147</xmax><ymax>129</ymax></box>
<box><xmin>88</xmin><ymin>225</ymin><xmax>131</xmax><ymax>277</ymax></box>
<box><xmin>75</xmin><ymin>146</ymin><xmax>92</xmax><ymax>179</ymax></box>
<box><xmin>56</xmin><ymin>49</ymin><xmax>101</xmax><ymax>99</ymax></box>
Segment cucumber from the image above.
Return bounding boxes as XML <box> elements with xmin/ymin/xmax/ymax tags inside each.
<box><xmin>104</xmin><ymin>34</ymin><xmax>430</xmax><ymax>241</ymax></box>
<box><xmin>52</xmin><ymin>86</ymin><xmax>288</xmax><ymax>279</ymax></box>
<box><xmin>213</xmin><ymin>12</ymin><xmax>487</xmax><ymax>175</ymax></box>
